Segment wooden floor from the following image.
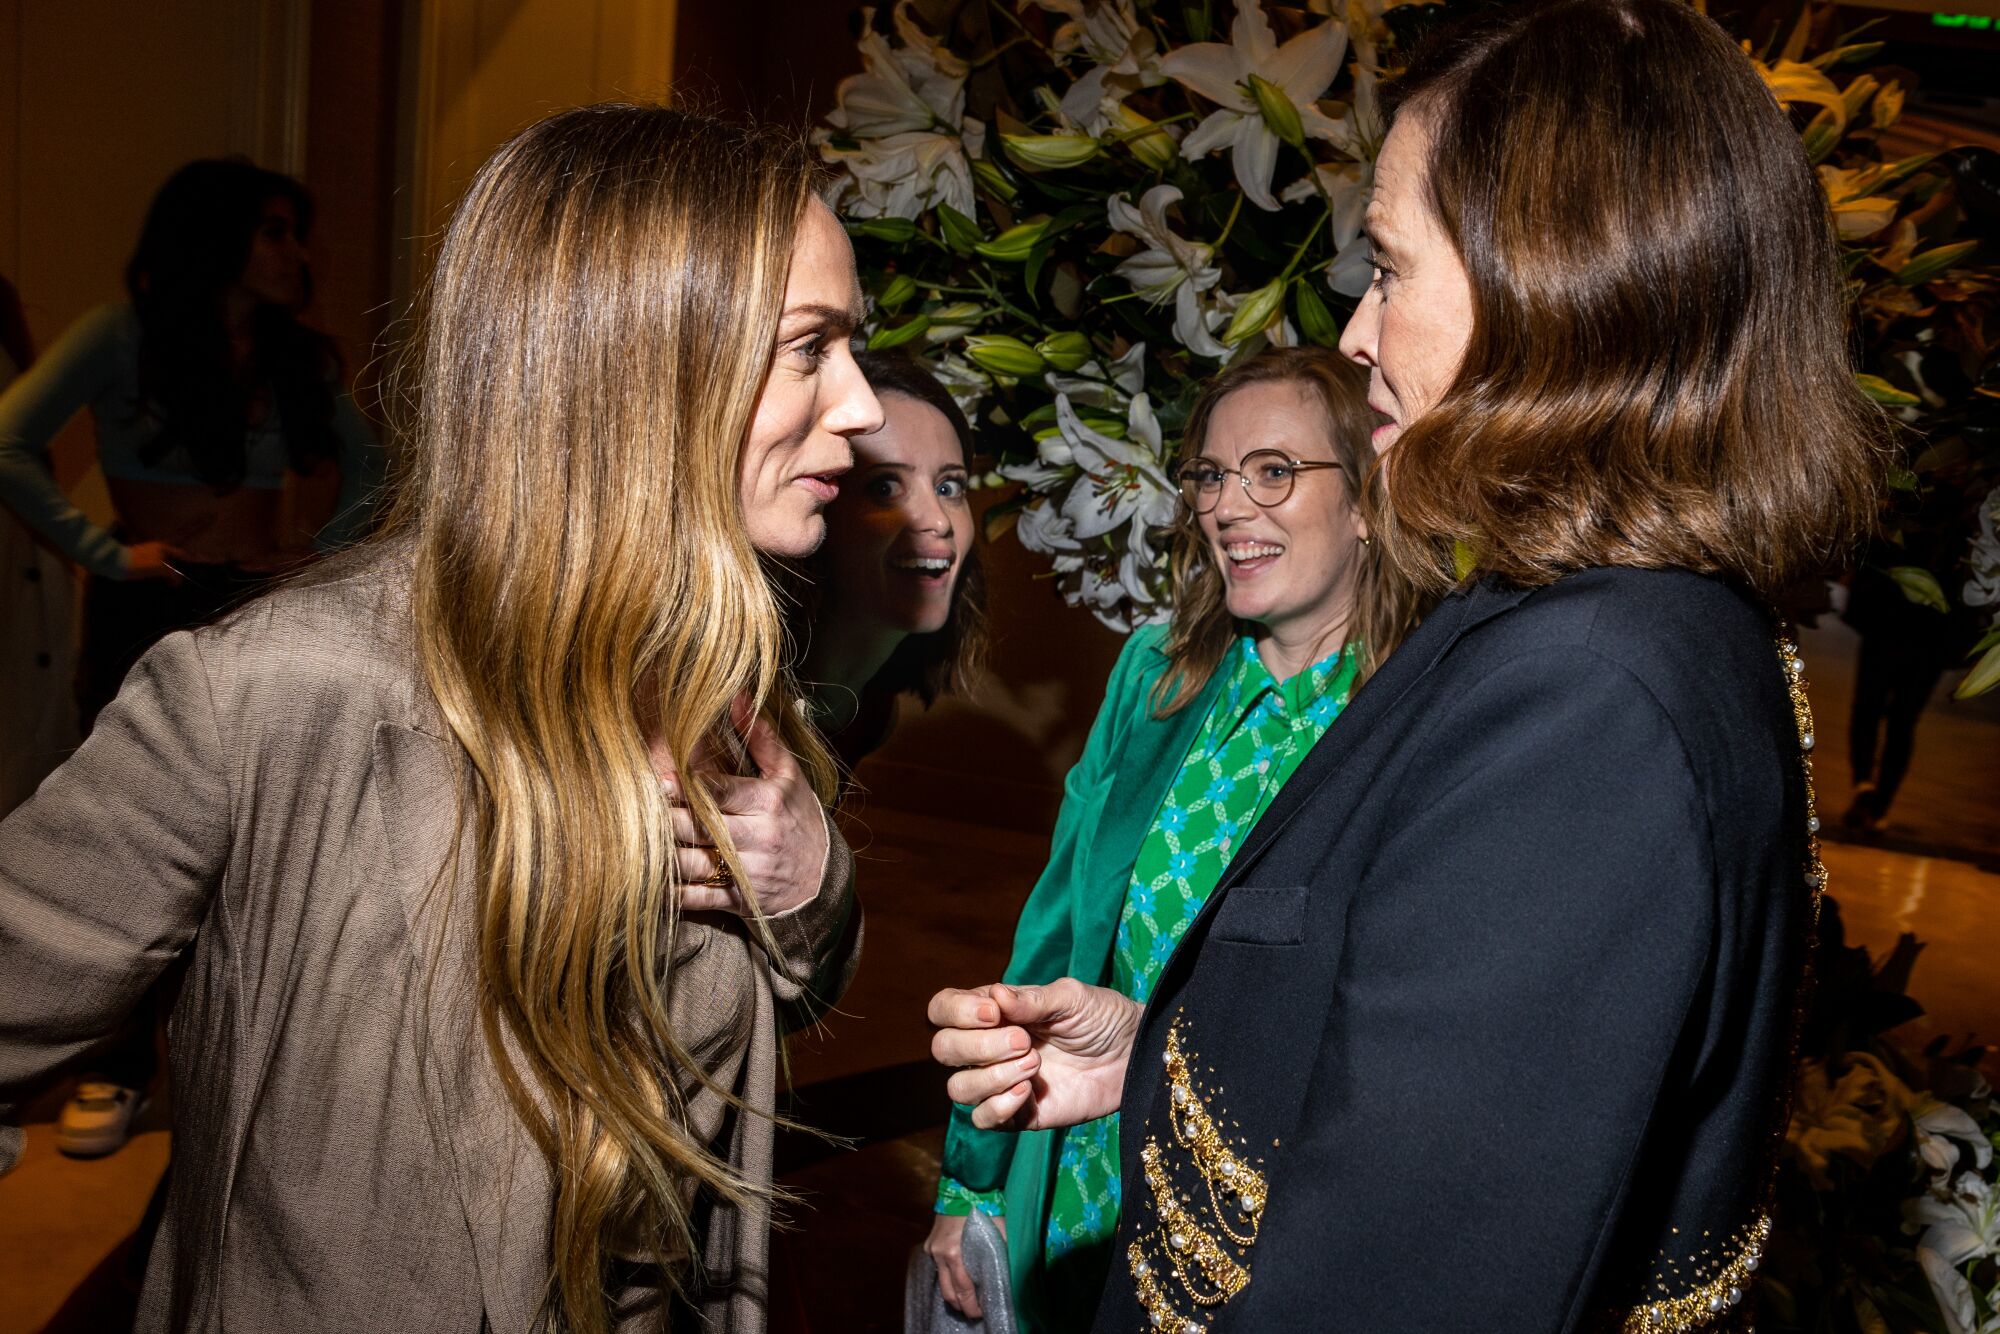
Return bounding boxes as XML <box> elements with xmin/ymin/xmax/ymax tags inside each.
<box><xmin>3</xmin><ymin>620</ymin><xmax>1995</xmax><ymax>1333</ymax></box>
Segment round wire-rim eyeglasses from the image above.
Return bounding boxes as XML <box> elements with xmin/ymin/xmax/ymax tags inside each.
<box><xmin>1174</xmin><ymin>449</ymin><xmax>1343</xmax><ymax>514</ymax></box>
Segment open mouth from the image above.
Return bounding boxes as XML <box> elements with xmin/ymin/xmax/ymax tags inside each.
<box><xmin>1225</xmin><ymin>542</ymin><xmax>1284</xmax><ymax>565</ymax></box>
<box><xmin>890</xmin><ymin>555</ymin><xmax>956</xmax><ymax>582</ymax></box>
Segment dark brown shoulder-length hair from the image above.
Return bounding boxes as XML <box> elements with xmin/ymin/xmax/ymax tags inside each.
<box><xmin>1154</xmin><ymin>346</ymin><xmax>1422</xmax><ymax>715</ymax></box>
<box><xmin>829</xmin><ymin>348</ymin><xmax>988</xmax><ymax>705</ymax></box>
<box><xmin>1374</xmin><ymin>0</ymin><xmax>1890</xmax><ymax>601</ymax></box>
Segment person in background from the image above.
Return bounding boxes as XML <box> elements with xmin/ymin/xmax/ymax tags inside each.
<box><xmin>1841</xmin><ymin>555</ymin><xmax>1969</xmax><ymax>831</ymax></box>
<box><xmin>0</xmin><ymin>271</ymin><xmax>79</xmax><ymax>821</ymax></box>
<box><xmin>925</xmin><ymin>347</ymin><xmax>1414</xmax><ymax>1331</ymax></box>
<box><xmin>0</xmin><ymin>158</ymin><xmax>383</xmax><ymax>1159</ymax></box>
<box><xmin>797</xmin><ymin>349</ymin><xmax>986</xmax><ymax>772</ymax></box>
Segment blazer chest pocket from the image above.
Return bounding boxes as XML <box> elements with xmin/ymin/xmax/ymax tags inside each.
<box><xmin>1210</xmin><ymin>885</ymin><xmax>1309</xmax><ymax>945</ymax></box>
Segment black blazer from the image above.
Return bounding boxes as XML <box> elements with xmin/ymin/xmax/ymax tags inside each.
<box><xmin>1093</xmin><ymin>567</ymin><xmax>1808</xmax><ymax>1333</ymax></box>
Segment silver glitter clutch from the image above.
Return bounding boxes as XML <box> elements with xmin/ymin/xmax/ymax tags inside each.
<box><xmin>904</xmin><ymin>1212</ymin><xmax>1016</xmax><ymax>1334</ymax></box>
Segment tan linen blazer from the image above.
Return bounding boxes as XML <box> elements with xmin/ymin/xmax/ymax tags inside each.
<box><xmin>0</xmin><ymin>553</ymin><xmax>862</xmax><ymax>1332</ymax></box>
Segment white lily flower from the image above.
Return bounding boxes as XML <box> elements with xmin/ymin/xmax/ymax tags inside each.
<box><xmin>923</xmin><ymin>352</ymin><xmax>991</xmax><ymax>419</ymax></box>
<box><xmin>1324</xmin><ymin>231</ymin><xmax>1373</xmax><ymax>298</ymax></box>
<box><xmin>1055</xmin><ymin>393</ymin><xmax>1176</xmax><ymax>539</ymax></box>
<box><xmin>1908</xmin><ymin>1172</ymin><xmax>2000</xmax><ymax>1268</ymax></box>
<box><xmin>827</xmin><ymin>2</ymin><xmax>971</xmax><ymax>136</ymax></box>
<box><xmin>823</xmin><ymin>122</ymin><xmax>988</xmax><ymax>220</ymax></box>
<box><xmin>1045</xmin><ymin>342</ymin><xmax>1147</xmax><ymax>410</ymax></box>
<box><xmin>1161</xmin><ymin>0</ymin><xmax>1353</xmax><ymax>210</ymax></box>
<box><xmin>1963</xmin><ymin>485</ymin><xmax>2000</xmax><ymax>609</ymax></box>
<box><xmin>1914</xmin><ymin>1099</ymin><xmax>1996</xmax><ymax>1180</ymax></box>
<box><xmin>1046</xmin><ymin>1</ymin><xmax>1166</xmax><ymax>134</ymax></box>
<box><xmin>1014</xmin><ymin>491</ymin><xmax>1084</xmax><ymax>553</ymax></box>
<box><xmin>1105</xmin><ymin>186</ymin><xmax>1231</xmax><ymax>359</ymax></box>
<box><xmin>819</xmin><ymin>4</ymin><xmax>988</xmax><ymax>220</ymax></box>
<box><xmin>1281</xmin><ymin>159</ymin><xmax>1372</xmax><ymax>249</ymax></box>
<box><xmin>1918</xmin><ymin>1244</ymin><xmax>2000</xmax><ymax>1334</ymax></box>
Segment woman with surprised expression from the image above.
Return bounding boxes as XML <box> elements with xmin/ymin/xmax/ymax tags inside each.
<box><xmin>799</xmin><ymin>350</ymin><xmax>986</xmax><ymax>772</ymax></box>
<box><xmin>923</xmin><ymin>347</ymin><xmax>1414</xmax><ymax>1333</ymax></box>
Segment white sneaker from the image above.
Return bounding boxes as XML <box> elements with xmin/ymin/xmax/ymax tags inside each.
<box><xmin>55</xmin><ymin>1082</ymin><xmax>146</xmax><ymax>1158</ymax></box>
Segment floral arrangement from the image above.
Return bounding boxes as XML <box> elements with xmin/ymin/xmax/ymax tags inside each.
<box><xmin>1771</xmin><ymin>902</ymin><xmax>1999</xmax><ymax>1333</ymax></box>
<box><xmin>815</xmin><ymin>0</ymin><xmax>2000</xmax><ymax>673</ymax></box>
<box><xmin>1752</xmin><ymin>14</ymin><xmax>2000</xmax><ymax>699</ymax></box>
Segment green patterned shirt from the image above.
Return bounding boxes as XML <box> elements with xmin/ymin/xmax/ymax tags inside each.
<box><xmin>936</xmin><ymin>636</ymin><xmax>1360</xmax><ymax>1289</ymax></box>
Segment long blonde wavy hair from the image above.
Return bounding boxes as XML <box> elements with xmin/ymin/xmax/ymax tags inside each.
<box><xmin>381</xmin><ymin>104</ymin><xmax>837</xmax><ymax>1330</ymax></box>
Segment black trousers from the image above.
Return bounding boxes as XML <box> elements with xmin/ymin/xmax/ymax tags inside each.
<box><xmin>1847</xmin><ymin>631</ymin><xmax>1946</xmax><ymax>812</ymax></box>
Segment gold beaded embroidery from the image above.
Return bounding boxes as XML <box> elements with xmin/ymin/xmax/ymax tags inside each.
<box><xmin>1127</xmin><ymin>1017</ymin><xmax>1265</xmax><ymax>1334</ymax></box>
<box><xmin>1607</xmin><ymin>635</ymin><xmax>1825</xmax><ymax>1332</ymax></box>
<box><xmin>1615</xmin><ymin>1214</ymin><xmax>1771</xmax><ymax>1333</ymax></box>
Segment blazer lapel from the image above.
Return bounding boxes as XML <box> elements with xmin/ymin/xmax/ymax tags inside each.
<box><xmin>1070</xmin><ymin>656</ymin><xmax>1225</xmax><ymax>979</ymax></box>
<box><xmin>1221</xmin><ymin>577</ymin><xmax>1533</xmax><ymax>888</ymax></box>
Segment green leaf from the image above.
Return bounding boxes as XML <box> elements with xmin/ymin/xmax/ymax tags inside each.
<box><xmin>1293</xmin><ymin>282</ymin><xmax>1341</xmax><ymax>348</ymax></box>
<box><xmin>1878</xmin><ymin>152</ymin><xmax>1936</xmax><ymax>187</ymax></box>
<box><xmin>1856</xmin><ymin>373</ymin><xmax>1920</xmax><ymax>406</ymax></box>
<box><xmin>1810</xmin><ymin>40</ymin><xmax>1885</xmax><ymax>68</ymax></box>
<box><xmin>1886</xmin><ymin>464</ymin><xmax>1919</xmax><ymax>491</ymax></box>
<box><xmin>846</xmin><ymin>217</ymin><xmax>916</xmax><ymax>244</ymax></box>
<box><xmin>937</xmin><ymin>205</ymin><xmax>982</xmax><ymax>256</ymax></box>
<box><xmin>1893</xmin><ymin>240</ymin><xmax>1979</xmax><ymax>287</ymax></box>
<box><xmin>1802</xmin><ymin>108</ymin><xmax>1845</xmax><ymax>163</ymax></box>
<box><xmin>1183</xmin><ymin>0</ymin><xmax>1212</xmax><ymax>43</ymax></box>
<box><xmin>1955</xmin><ymin>639</ymin><xmax>2000</xmax><ymax>699</ymax></box>
<box><xmin>866</xmin><ymin>315</ymin><xmax>931</xmax><ymax>351</ymax></box>
<box><xmin>1887</xmin><ymin>565</ymin><xmax>1948</xmax><ymax>613</ymax></box>
<box><xmin>1970</xmin><ymin>626</ymin><xmax>2000</xmax><ymax>657</ymax></box>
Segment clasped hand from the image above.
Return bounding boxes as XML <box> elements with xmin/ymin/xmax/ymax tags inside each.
<box><xmin>652</xmin><ymin>702</ymin><xmax>827</xmax><ymax>918</ymax></box>
<box><xmin>927</xmin><ymin>978</ymin><xmax>1142</xmax><ymax>1131</ymax></box>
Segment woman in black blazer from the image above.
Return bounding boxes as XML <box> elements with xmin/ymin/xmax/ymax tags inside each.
<box><xmin>929</xmin><ymin>1</ymin><xmax>1890</xmax><ymax>1330</ymax></box>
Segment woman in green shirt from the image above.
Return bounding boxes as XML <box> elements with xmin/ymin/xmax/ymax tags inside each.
<box><xmin>924</xmin><ymin>347</ymin><xmax>1416</xmax><ymax>1330</ymax></box>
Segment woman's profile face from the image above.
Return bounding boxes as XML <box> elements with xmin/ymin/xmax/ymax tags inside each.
<box><xmin>740</xmin><ymin>199</ymin><xmax>884</xmax><ymax>558</ymax></box>
<box><xmin>1195</xmin><ymin>380</ymin><xmax>1369</xmax><ymax>650</ymax></box>
<box><xmin>819</xmin><ymin>392</ymin><xmax>974</xmax><ymax>636</ymax></box>
<box><xmin>1338</xmin><ymin>114</ymin><xmax>1475</xmax><ymax>454</ymax></box>
<box><xmin>239</xmin><ymin>196</ymin><xmax>309</xmax><ymax>311</ymax></box>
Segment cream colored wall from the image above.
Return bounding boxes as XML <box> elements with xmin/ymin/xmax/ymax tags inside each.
<box><xmin>395</xmin><ymin>0</ymin><xmax>677</xmax><ymax>296</ymax></box>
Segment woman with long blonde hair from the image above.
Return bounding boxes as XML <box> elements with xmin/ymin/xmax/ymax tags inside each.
<box><xmin>0</xmin><ymin>104</ymin><xmax>879</xmax><ymax>1332</ymax></box>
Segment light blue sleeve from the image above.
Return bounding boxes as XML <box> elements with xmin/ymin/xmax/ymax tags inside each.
<box><xmin>0</xmin><ymin>304</ymin><xmax>133</xmax><ymax>578</ymax></box>
<box><xmin>314</xmin><ymin>387</ymin><xmax>385</xmax><ymax>551</ymax></box>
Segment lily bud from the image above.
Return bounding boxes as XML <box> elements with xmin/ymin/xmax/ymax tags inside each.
<box><xmin>1034</xmin><ymin>331</ymin><xmax>1093</xmax><ymax>372</ymax></box>
<box><xmin>965</xmin><ymin>334</ymin><xmax>1047</xmax><ymax>378</ymax></box>
<box><xmin>937</xmin><ymin>204</ymin><xmax>983</xmax><ymax>255</ymax></box>
<box><xmin>975</xmin><ymin>217</ymin><xmax>1053</xmax><ymax>263</ymax></box>
<box><xmin>1222</xmin><ymin>280</ymin><xmax>1286</xmax><ymax>347</ymax></box>
<box><xmin>926</xmin><ymin>303</ymin><xmax>985</xmax><ymax>344</ymax></box>
<box><xmin>1247</xmin><ymin>74</ymin><xmax>1305</xmax><ymax>150</ymax></box>
<box><xmin>1001</xmin><ymin>132</ymin><xmax>1101</xmax><ymax>172</ymax></box>
<box><xmin>866</xmin><ymin>315</ymin><xmax>931</xmax><ymax>351</ymax></box>
<box><xmin>1108</xmin><ymin>103</ymin><xmax>1178</xmax><ymax>172</ymax></box>
<box><xmin>847</xmin><ymin>217</ymin><xmax>916</xmax><ymax>243</ymax></box>
<box><xmin>1293</xmin><ymin>282</ymin><xmax>1341</xmax><ymax>348</ymax></box>
<box><xmin>970</xmin><ymin>156</ymin><xmax>1020</xmax><ymax>202</ymax></box>
<box><xmin>878</xmin><ymin>274</ymin><xmax>918</xmax><ymax>311</ymax></box>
